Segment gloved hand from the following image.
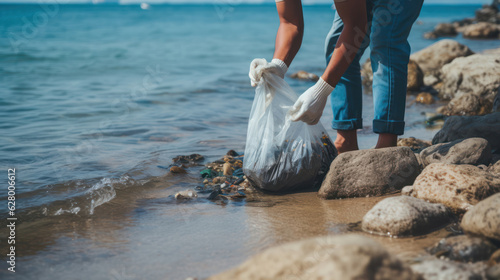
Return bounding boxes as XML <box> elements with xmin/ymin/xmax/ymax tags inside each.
<box><xmin>290</xmin><ymin>77</ymin><xmax>334</xmax><ymax>125</ymax></box>
<box><xmin>249</xmin><ymin>58</ymin><xmax>288</xmax><ymax>87</ymax></box>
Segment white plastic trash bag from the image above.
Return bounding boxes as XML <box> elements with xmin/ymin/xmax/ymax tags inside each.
<box><xmin>243</xmin><ymin>71</ymin><xmax>337</xmax><ymax>192</ymax></box>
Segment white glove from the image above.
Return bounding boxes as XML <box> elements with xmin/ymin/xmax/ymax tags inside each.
<box><xmin>249</xmin><ymin>58</ymin><xmax>288</xmax><ymax>87</ymax></box>
<box><xmin>290</xmin><ymin>77</ymin><xmax>334</xmax><ymax>125</ymax></box>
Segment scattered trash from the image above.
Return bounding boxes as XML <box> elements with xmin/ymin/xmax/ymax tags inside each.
<box><xmin>175</xmin><ymin>190</ymin><xmax>198</xmax><ymax>200</ymax></box>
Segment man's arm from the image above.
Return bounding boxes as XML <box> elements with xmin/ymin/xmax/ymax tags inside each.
<box><xmin>322</xmin><ymin>0</ymin><xmax>367</xmax><ymax>86</ymax></box>
<box><xmin>290</xmin><ymin>0</ymin><xmax>367</xmax><ymax>125</ymax></box>
<box><xmin>273</xmin><ymin>0</ymin><xmax>304</xmax><ymax>67</ymax></box>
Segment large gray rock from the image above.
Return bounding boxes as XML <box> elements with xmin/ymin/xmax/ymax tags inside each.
<box><xmin>462</xmin><ymin>22</ymin><xmax>500</xmax><ymax>39</ymax></box>
<box><xmin>210</xmin><ymin>234</ymin><xmax>422</xmax><ymax>280</ymax></box>
<box><xmin>411</xmin><ymin>259</ymin><xmax>485</xmax><ymax>280</ymax></box>
<box><xmin>411</xmin><ymin>163</ymin><xmax>500</xmax><ymax>211</ymax></box>
<box><xmin>410</xmin><ymin>40</ymin><xmax>474</xmax><ymax>76</ymax></box>
<box><xmin>432</xmin><ymin>112</ymin><xmax>500</xmax><ymax>152</ymax></box>
<box><xmin>319</xmin><ymin>147</ymin><xmax>421</xmax><ymax>199</ymax></box>
<box><xmin>362</xmin><ymin>196</ymin><xmax>452</xmax><ymax>237</ymax></box>
<box><xmin>420</xmin><ymin>138</ymin><xmax>492</xmax><ymax>167</ymax></box>
<box><xmin>438</xmin><ymin>92</ymin><xmax>493</xmax><ymax>116</ymax></box>
<box><xmin>461</xmin><ymin>193</ymin><xmax>500</xmax><ymax>241</ymax></box>
<box><xmin>440</xmin><ymin>53</ymin><xmax>500</xmax><ymax>101</ymax></box>
<box><xmin>428</xmin><ymin>235</ymin><xmax>498</xmax><ymax>262</ymax></box>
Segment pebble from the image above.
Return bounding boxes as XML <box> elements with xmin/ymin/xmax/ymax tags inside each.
<box><xmin>170</xmin><ymin>166</ymin><xmax>187</xmax><ymax>174</ymax></box>
<box><xmin>175</xmin><ymin>190</ymin><xmax>197</xmax><ymax>200</ymax></box>
<box><xmin>203</xmin><ymin>179</ymin><xmax>209</xmax><ymax>184</ymax></box>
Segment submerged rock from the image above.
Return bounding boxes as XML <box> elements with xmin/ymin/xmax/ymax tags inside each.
<box><xmin>209</xmin><ymin>234</ymin><xmax>421</xmax><ymax>280</ymax></box>
<box><xmin>397</xmin><ymin>137</ymin><xmax>432</xmax><ymax>153</ymax></box>
<box><xmin>410</xmin><ymin>40</ymin><xmax>474</xmax><ymax>77</ymax></box>
<box><xmin>439</xmin><ymin>53</ymin><xmax>500</xmax><ymax>101</ymax></box>
<box><xmin>462</xmin><ymin>22</ymin><xmax>500</xmax><ymax>39</ymax></box>
<box><xmin>319</xmin><ymin>147</ymin><xmax>421</xmax><ymax>199</ymax></box>
<box><xmin>410</xmin><ymin>259</ymin><xmax>485</xmax><ymax>280</ymax></box>
<box><xmin>419</xmin><ymin>138</ymin><xmax>492</xmax><ymax>167</ymax></box>
<box><xmin>432</xmin><ymin>112</ymin><xmax>500</xmax><ymax>151</ymax></box>
<box><xmin>170</xmin><ymin>166</ymin><xmax>187</xmax><ymax>174</ymax></box>
<box><xmin>438</xmin><ymin>92</ymin><xmax>493</xmax><ymax>116</ymax></box>
<box><xmin>289</xmin><ymin>70</ymin><xmax>319</xmax><ymax>82</ymax></box>
<box><xmin>173</xmin><ymin>154</ymin><xmax>205</xmax><ymax>163</ymax></box>
<box><xmin>412</xmin><ymin>163</ymin><xmax>500</xmax><ymax>212</ymax></box>
<box><xmin>361</xmin><ymin>196</ymin><xmax>452</xmax><ymax>237</ymax></box>
<box><xmin>461</xmin><ymin>193</ymin><xmax>500</xmax><ymax>241</ymax></box>
<box><xmin>428</xmin><ymin>235</ymin><xmax>498</xmax><ymax>262</ymax></box>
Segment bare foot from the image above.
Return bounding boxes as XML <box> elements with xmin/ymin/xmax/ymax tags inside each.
<box><xmin>334</xmin><ymin>129</ymin><xmax>359</xmax><ymax>154</ymax></box>
<box><xmin>375</xmin><ymin>133</ymin><xmax>398</xmax><ymax>149</ymax></box>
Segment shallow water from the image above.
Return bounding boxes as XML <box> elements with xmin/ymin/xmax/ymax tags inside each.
<box><xmin>0</xmin><ymin>3</ymin><xmax>498</xmax><ymax>279</ymax></box>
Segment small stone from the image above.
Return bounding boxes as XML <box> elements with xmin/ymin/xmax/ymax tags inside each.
<box><xmin>226</xmin><ymin>150</ymin><xmax>238</xmax><ymax>156</ymax></box>
<box><xmin>489</xmin><ymin>250</ymin><xmax>500</xmax><ymax>266</ymax></box>
<box><xmin>415</xmin><ymin>92</ymin><xmax>434</xmax><ymax>104</ymax></box>
<box><xmin>361</xmin><ymin>196</ymin><xmax>452</xmax><ymax>237</ymax></box>
<box><xmin>289</xmin><ymin>70</ymin><xmax>319</xmax><ymax>81</ymax></box>
<box><xmin>397</xmin><ymin>137</ymin><xmax>432</xmax><ymax>153</ymax></box>
<box><xmin>203</xmin><ymin>179</ymin><xmax>209</xmax><ymax>184</ymax></box>
<box><xmin>170</xmin><ymin>166</ymin><xmax>187</xmax><ymax>174</ymax></box>
<box><xmin>175</xmin><ymin>190</ymin><xmax>198</xmax><ymax>200</ymax></box>
<box><xmin>213</xmin><ymin>176</ymin><xmax>226</xmax><ymax>184</ymax></box>
<box><xmin>461</xmin><ymin>193</ymin><xmax>500</xmax><ymax>241</ymax></box>
<box><xmin>402</xmin><ymin>185</ymin><xmax>414</xmax><ymax>196</ymax></box>
<box><xmin>428</xmin><ymin>235</ymin><xmax>498</xmax><ymax>262</ymax></box>
<box><xmin>223</xmin><ymin>162</ymin><xmax>233</xmax><ymax>176</ymax></box>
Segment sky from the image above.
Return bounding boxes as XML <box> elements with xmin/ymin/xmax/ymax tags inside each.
<box><xmin>0</xmin><ymin>0</ymin><xmax>491</xmax><ymax>4</ymax></box>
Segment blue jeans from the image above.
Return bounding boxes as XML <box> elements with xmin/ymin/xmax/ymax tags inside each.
<box><xmin>325</xmin><ymin>0</ymin><xmax>423</xmax><ymax>135</ymax></box>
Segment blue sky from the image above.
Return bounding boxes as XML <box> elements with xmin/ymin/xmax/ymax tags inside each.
<box><xmin>0</xmin><ymin>0</ymin><xmax>491</xmax><ymax>4</ymax></box>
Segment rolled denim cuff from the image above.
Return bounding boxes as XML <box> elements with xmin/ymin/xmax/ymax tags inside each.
<box><xmin>373</xmin><ymin>119</ymin><xmax>405</xmax><ymax>135</ymax></box>
<box><xmin>332</xmin><ymin>118</ymin><xmax>363</xmax><ymax>130</ymax></box>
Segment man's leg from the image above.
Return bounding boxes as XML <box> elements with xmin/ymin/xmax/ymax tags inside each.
<box><xmin>325</xmin><ymin>6</ymin><xmax>371</xmax><ymax>153</ymax></box>
<box><xmin>369</xmin><ymin>0</ymin><xmax>424</xmax><ymax>148</ymax></box>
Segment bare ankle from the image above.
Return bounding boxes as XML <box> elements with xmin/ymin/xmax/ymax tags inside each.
<box><xmin>375</xmin><ymin>133</ymin><xmax>398</xmax><ymax>149</ymax></box>
<box><xmin>334</xmin><ymin>130</ymin><xmax>359</xmax><ymax>154</ymax></box>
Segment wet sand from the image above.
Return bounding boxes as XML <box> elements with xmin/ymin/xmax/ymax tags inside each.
<box><xmin>0</xmin><ymin>170</ymin><xmax>456</xmax><ymax>280</ymax></box>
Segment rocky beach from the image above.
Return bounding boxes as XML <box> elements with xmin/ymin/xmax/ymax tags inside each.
<box><xmin>2</xmin><ymin>3</ymin><xmax>500</xmax><ymax>280</ymax></box>
<box><xmin>172</xmin><ymin>5</ymin><xmax>500</xmax><ymax>280</ymax></box>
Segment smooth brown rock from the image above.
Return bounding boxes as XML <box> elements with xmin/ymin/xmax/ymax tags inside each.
<box><xmin>289</xmin><ymin>70</ymin><xmax>319</xmax><ymax>82</ymax></box>
<box><xmin>362</xmin><ymin>196</ymin><xmax>452</xmax><ymax>237</ymax></box>
<box><xmin>440</xmin><ymin>53</ymin><xmax>500</xmax><ymax>101</ymax></box>
<box><xmin>397</xmin><ymin>137</ymin><xmax>432</xmax><ymax>153</ymax></box>
<box><xmin>439</xmin><ymin>92</ymin><xmax>493</xmax><ymax>116</ymax></box>
<box><xmin>170</xmin><ymin>166</ymin><xmax>187</xmax><ymax>174</ymax></box>
<box><xmin>210</xmin><ymin>234</ymin><xmax>422</xmax><ymax>280</ymax></box>
<box><xmin>410</xmin><ymin>40</ymin><xmax>474</xmax><ymax>76</ymax></box>
<box><xmin>462</xmin><ymin>22</ymin><xmax>500</xmax><ymax>39</ymax></box>
<box><xmin>461</xmin><ymin>193</ymin><xmax>500</xmax><ymax>241</ymax></box>
<box><xmin>428</xmin><ymin>235</ymin><xmax>498</xmax><ymax>262</ymax></box>
<box><xmin>420</xmin><ymin>138</ymin><xmax>492</xmax><ymax>167</ymax></box>
<box><xmin>319</xmin><ymin>147</ymin><xmax>421</xmax><ymax>199</ymax></box>
<box><xmin>411</xmin><ymin>163</ymin><xmax>500</xmax><ymax>211</ymax></box>
<box><xmin>432</xmin><ymin>112</ymin><xmax>500</xmax><ymax>151</ymax></box>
